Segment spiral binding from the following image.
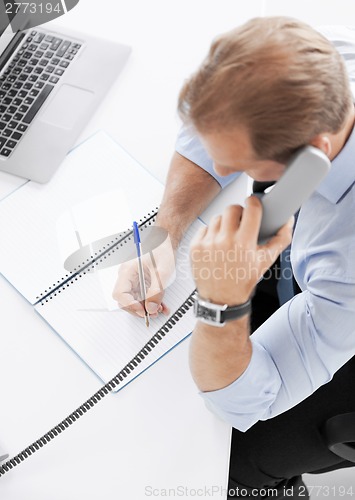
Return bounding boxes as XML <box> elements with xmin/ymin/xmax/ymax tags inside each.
<box><xmin>35</xmin><ymin>208</ymin><xmax>159</xmax><ymax>305</ymax></box>
<box><xmin>0</xmin><ymin>210</ymin><xmax>197</xmax><ymax>477</ymax></box>
<box><xmin>0</xmin><ymin>290</ymin><xmax>197</xmax><ymax>478</ymax></box>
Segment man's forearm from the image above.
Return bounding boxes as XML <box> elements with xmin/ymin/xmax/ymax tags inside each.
<box><xmin>189</xmin><ymin>317</ymin><xmax>252</xmax><ymax>393</ymax></box>
<box><xmin>156</xmin><ymin>152</ymin><xmax>221</xmax><ymax>248</ymax></box>
<box><xmin>188</xmin><ymin>198</ymin><xmax>292</xmax><ymax>395</ymax></box>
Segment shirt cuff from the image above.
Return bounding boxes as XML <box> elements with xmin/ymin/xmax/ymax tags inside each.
<box><xmin>175</xmin><ymin>125</ymin><xmax>240</xmax><ymax>189</ymax></box>
<box><xmin>199</xmin><ymin>340</ymin><xmax>282</xmax><ymax>432</ymax></box>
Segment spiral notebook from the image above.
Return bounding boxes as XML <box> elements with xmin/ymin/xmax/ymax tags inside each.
<box><xmin>0</xmin><ymin>131</ymin><xmax>202</xmax><ymax>390</ymax></box>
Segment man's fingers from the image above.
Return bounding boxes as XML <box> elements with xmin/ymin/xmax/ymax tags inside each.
<box><xmin>205</xmin><ymin>214</ymin><xmax>222</xmax><ymax>238</ymax></box>
<box><xmin>145</xmin><ymin>294</ymin><xmax>164</xmax><ymax>316</ymax></box>
<box><xmin>160</xmin><ymin>301</ymin><xmax>170</xmax><ymax>316</ymax></box>
<box><xmin>145</xmin><ymin>262</ymin><xmax>165</xmax><ymax>315</ymax></box>
<box><xmin>191</xmin><ymin>225</ymin><xmax>207</xmax><ymax>245</ymax></box>
<box><xmin>116</xmin><ymin>292</ymin><xmax>146</xmax><ymax>318</ymax></box>
<box><xmin>113</xmin><ymin>263</ymin><xmax>146</xmax><ymax>318</ymax></box>
<box><xmin>220</xmin><ymin>205</ymin><xmax>243</xmax><ymax>234</ymax></box>
<box><xmin>238</xmin><ymin>195</ymin><xmax>263</xmax><ymax>244</ymax></box>
<box><xmin>112</xmin><ymin>262</ymin><xmax>136</xmax><ymax>299</ymax></box>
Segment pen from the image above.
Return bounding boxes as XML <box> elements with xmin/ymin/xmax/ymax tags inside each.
<box><xmin>133</xmin><ymin>221</ymin><xmax>150</xmax><ymax>328</ymax></box>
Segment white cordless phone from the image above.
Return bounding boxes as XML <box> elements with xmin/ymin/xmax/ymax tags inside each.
<box><xmin>257</xmin><ymin>146</ymin><xmax>331</xmax><ymax>244</ymax></box>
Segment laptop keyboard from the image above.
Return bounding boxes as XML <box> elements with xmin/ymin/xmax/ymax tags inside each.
<box><xmin>0</xmin><ymin>30</ymin><xmax>82</xmax><ymax>159</ymax></box>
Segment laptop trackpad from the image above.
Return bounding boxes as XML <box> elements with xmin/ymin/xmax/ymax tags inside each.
<box><xmin>40</xmin><ymin>84</ymin><xmax>94</xmax><ymax>129</ymax></box>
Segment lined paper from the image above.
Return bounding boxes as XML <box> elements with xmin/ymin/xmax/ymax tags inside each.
<box><xmin>35</xmin><ymin>221</ymin><xmax>201</xmax><ymax>389</ymax></box>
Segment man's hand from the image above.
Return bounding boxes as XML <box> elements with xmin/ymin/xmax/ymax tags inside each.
<box><xmin>112</xmin><ymin>234</ymin><xmax>176</xmax><ymax>318</ymax></box>
<box><xmin>190</xmin><ymin>196</ymin><xmax>293</xmax><ymax>305</ymax></box>
<box><xmin>112</xmin><ymin>151</ymin><xmax>223</xmax><ymax>320</ymax></box>
<box><xmin>189</xmin><ymin>196</ymin><xmax>293</xmax><ymax>393</ymax></box>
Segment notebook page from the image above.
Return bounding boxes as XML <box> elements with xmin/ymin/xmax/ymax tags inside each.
<box><xmin>34</xmin><ymin>221</ymin><xmax>201</xmax><ymax>388</ymax></box>
<box><xmin>0</xmin><ymin>132</ymin><xmax>164</xmax><ymax>304</ymax></box>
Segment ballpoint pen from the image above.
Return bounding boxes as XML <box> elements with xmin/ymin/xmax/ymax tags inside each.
<box><xmin>133</xmin><ymin>221</ymin><xmax>150</xmax><ymax>328</ymax></box>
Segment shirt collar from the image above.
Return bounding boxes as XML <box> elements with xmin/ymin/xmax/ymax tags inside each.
<box><xmin>316</xmin><ymin>123</ymin><xmax>355</xmax><ymax>204</ymax></box>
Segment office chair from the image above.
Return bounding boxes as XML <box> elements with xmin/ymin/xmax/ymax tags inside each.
<box><xmin>322</xmin><ymin>412</ymin><xmax>355</xmax><ymax>462</ymax></box>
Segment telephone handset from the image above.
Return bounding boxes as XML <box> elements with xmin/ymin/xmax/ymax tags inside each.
<box><xmin>257</xmin><ymin>146</ymin><xmax>331</xmax><ymax>244</ymax></box>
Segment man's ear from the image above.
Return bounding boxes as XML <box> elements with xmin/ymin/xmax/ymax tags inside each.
<box><xmin>309</xmin><ymin>135</ymin><xmax>332</xmax><ymax>158</ymax></box>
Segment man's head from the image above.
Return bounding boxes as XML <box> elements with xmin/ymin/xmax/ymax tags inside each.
<box><xmin>178</xmin><ymin>17</ymin><xmax>353</xmax><ymax>180</ymax></box>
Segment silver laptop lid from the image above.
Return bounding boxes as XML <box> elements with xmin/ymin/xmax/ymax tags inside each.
<box><xmin>0</xmin><ymin>26</ymin><xmax>18</xmax><ymax>56</ymax></box>
<box><xmin>0</xmin><ymin>2</ymin><xmax>16</xmax><ymax>57</ymax></box>
<box><xmin>0</xmin><ymin>0</ymin><xmax>30</xmax><ymax>61</ymax></box>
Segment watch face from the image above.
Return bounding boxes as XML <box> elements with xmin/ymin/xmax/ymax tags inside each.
<box><xmin>196</xmin><ymin>304</ymin><xmax>219</xmax><ymax>323</ymax></box>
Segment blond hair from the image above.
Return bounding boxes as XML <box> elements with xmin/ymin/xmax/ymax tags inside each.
<box><xmin>178</xmin><ymin>17</ymin><xmax>353</xmax><ymax>162</ymax></box>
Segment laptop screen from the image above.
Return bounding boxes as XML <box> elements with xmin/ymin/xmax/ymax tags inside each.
<box><xmin>0</xmin><ymin>0</ymin><xmax>18</xmax><ymax>55</ymax></box>
<box><xmin>0</xmin><ymin>0</ymin><xmax>29</xmax><ymax>58</ymax></box>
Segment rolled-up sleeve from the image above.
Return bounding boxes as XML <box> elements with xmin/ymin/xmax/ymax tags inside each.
<box><xmin>175</xmin><ymin>125</ymin><xmax>240</xmax><ymax>189</ymax></box>
<box><xmin>201</xmin><ymin>340</ymin><xmax>282</xmax><ymax>432</ymax></box>
<box><xmin>200</xmin><ymin>274</ymin><xmax>355</xmax><ymax>432</ymax></box>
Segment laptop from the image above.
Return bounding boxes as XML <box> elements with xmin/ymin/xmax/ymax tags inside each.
<box><xmin>0</xmin><ymin>9</ymin><xmax>131</xmax><ymax>183</ymax></box>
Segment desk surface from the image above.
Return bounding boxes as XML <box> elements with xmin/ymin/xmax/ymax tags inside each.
<box><xmin>1</xmin><ymin>1</ymin><xmax>354</xmax><ymax>498</ymax></box>
<box><xmin>0</xmin><ymin>1</ymin><xmax>258</xmax><ymax>498</ymax></box>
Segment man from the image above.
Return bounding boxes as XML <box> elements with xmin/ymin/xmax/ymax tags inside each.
<box><xmin>113</xmin><ymin>18</ymin><xmax>355</xmax><ymax>498</ymax></box>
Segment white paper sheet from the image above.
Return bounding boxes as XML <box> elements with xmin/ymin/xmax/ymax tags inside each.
<box><xmin>0</xmin><ymin>132</ymin><xmax>164</xmax><ymax>304</ymax></box>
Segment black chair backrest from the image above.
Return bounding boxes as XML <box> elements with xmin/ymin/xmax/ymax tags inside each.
<box><xmin>323</xmin><ymin>412</ymin><xmax>355</xmax><ymax>462</ymax></box>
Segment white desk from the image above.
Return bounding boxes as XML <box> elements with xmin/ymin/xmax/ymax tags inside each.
<box><xmin>0</xmin><ymin>1</ymin><xmax>261</xmax><ymax>498</ymax></box>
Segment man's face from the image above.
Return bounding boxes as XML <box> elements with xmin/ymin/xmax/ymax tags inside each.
<box><xmin>199</xmin><ymin>127</ymin><xmax>287</xmax><ymax>182</ymax></box>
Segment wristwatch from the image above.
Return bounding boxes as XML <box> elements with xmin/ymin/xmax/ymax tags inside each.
<box><xmin>193</xmin><ymin>293</ymin><xmax>251</xmax><ymax>327</ymax></box>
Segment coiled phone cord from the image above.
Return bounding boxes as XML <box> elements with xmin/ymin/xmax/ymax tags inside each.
<box><xmin>0</xmin><ymin>290</ymin><xmax>196</xmax><ymax>478</ymax></box>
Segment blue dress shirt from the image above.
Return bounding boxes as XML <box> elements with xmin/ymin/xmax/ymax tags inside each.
<box><xmin>176</xmin><ymin>26</ymin><xmax>355</xmax><ymax>431</ymax></box>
